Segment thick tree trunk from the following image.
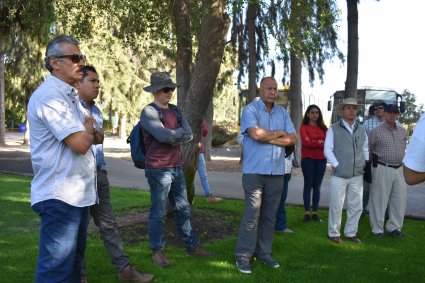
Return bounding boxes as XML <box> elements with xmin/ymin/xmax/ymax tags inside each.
<box><xmin>172</xmin><ymin>0</ymin><xmax>192</xmax><ymax>107</ymax></box>
<box><xmin>0</xmin><ymin>52</ymin><xmax>6</xmax><ymax>146</ymax></box>
<box><xmin>182</xmin><ymin>0</ymin><xmax>230</xmax><ymax>204</ymax></box>
<box><xmin>289</xmin><ymin>51</ymin><xmax>303</xmax><ymax>165</ymax></box>
<box><xmin>247</xmin><ymin>3</ymin><xmax>258</xmax><ymax>102</ymax></box>
<box><xmin>118</xmin><ymin>113</ymin><xmax>127</xmax><ymax>140</ymax></box>
<box><xmin>345</xmin><ymin>0</ymin><xmax>359</xmax><ymax>99</ymax></box>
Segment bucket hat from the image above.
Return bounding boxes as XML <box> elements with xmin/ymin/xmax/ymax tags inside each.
<box><xmin>143</xmin><ymin>72</ymin><xmax>179</xmax><ymax>93</ymax></box>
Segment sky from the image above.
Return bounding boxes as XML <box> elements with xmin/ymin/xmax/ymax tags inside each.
<box><xmin>303</xmin><ymin>0</ymin><xmax>425</xmax><ymax>106</ymax></box>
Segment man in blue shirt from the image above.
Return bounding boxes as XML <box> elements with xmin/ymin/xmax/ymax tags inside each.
<box><xmin>77</xmin><ymin>66</ymin><xmax>153</xmax><ymax>283</ymax></box>
<box><xmin>235</xmin><ymin>76</ymin><xmax>297</xmax><ymax>274</ymax></box>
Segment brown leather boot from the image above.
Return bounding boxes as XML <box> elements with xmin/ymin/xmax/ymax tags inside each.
<box><xmin>152</xmin><ymin>249</ymin><xmax>170</xmax><ymax>268</ymax></box>
<box><xmin>118</xmin><ymin>265</ymin><xmax>154</xmax><ymax>283</ymax></box>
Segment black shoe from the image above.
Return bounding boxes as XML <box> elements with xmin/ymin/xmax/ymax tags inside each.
<box><xmin>311</xmin><ymin>213</ymin><xmax>322</xmax><ymax>222</ymax></box>
<box><xmin>389</xmin><ymin>230</ymin><xmax>407</xmax><ymax>238</ymax></box>
<box><xmin>236</xmin><ymin>257</ymin><xmax>252</xmax><ymax>274</ymax></box>
<box><xmin>373</xmin><ymin>232</ymin><xmax>384</xmax><ymax>238</ymax></box>
<box><xmin>304</xmin><ymin>214</ymin><xmax>311</xmax><ymax>222</ymax></box>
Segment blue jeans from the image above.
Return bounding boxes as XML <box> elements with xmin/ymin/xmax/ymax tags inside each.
<box><xmin>301</xmin><ymin>158</ymin><xmax>327</xmax><ymax>212</ymax></box>
<box><xmin>32</xmin><ymin>199</ymin><xmax>89</xmax><ymax>283</ymax></box>
<box><xmin>145</xmin><ymin>167</ymin><xmax>197</xmax><ymax>251</ymax></box>
<box><xmin>275</xmin><ymin>173</ymin><xmax>291</xmax><ymax>231</ymax></box>
<box><xmin>197</xmin><ymin>153</ymin><xmax>211</xmax><ymax>196</ymax></box>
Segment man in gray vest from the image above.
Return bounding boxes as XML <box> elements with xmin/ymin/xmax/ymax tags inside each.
<box><xmin>324</xmin><ymin>98</ymin><xmax>369</xmax><ymax>244</ymax></box>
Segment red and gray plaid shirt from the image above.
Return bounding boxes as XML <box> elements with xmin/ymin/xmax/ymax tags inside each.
<box><xmin>369</xmin><ymin>122</ymin><xmax>408</xmax><ymax>165</ymax></box>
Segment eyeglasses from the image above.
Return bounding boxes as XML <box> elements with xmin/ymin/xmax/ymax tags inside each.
<box><xmin>161</xmin><ymin>87</ymin><xmax>175</xmax><ymax>93</ymax></box>
<box><xmin>55</xmin><ymin>54</ymin><xmax>86</xmax><ymax>63</ymax></box>
<box><xmin>374</xmin><ymin>106</ymin><xmax>384</xmax><ymax>110</ymax></box>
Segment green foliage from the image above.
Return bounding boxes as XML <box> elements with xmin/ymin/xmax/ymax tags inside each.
<box><xmin>212</xmin><ymin>122</ymin><xmax>237</xmax><ymax>146</ymax></box>
<box><xmin>399</xmin><ymin>89</ymin><xmax>424</xmax><ymax>127</ymax></box>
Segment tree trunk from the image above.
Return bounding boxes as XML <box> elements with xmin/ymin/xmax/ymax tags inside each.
<box><xmin>204</xmin><ymin>97</ymin><xmax>213</xmax><ymax>161</ymax></box>
<box><xmin>182</xmin><ymin>0</ymin><xmax>230</xmax><ymax>205</ymax></box>
<box><xmin>0</xmin><ymin>52</ymin><xmax>6</xmax><ymax>146</ymax></box>
<box><xmin>289</xmin><ymin>50</ymin><xmax>303</xmax><ymax>165</ymax></box>
<box><xmin>246</xmin><ymin>3</ymin><xmax>258</xmax><ymax>102</ymax></box>
<box><xmin>118</xmin><ymin>113</ymin><xmax>127</xmax><ymax>140</ymax></box>
<box><xmin>172</xmin><ymin>0</ymin><xmax>192</xmax><ymax>108</ymax></box>
<box><xmin>345</xmin><ymin>0</ymin><xmax>359</xmax><ymax>99</ymax></box>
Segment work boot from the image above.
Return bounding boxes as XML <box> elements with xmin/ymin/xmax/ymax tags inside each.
<box><xmin>207</xmin><ymin>194</ymin><xmax>223</xmax><ymax>203</ymax></box>
<box><xmin>152</xmin><ymin>250</ymin><xmax>170</xmax><ymax>268</ymax></box>
<box><xmin>186</xmin><ymin>246</ymin><xmax>214</xmax><ymax>257</ymax></box>
<box><xmin>118</xmin><ymin>265</ymin><xmax>154</xmax><ymax>282</ymax></box>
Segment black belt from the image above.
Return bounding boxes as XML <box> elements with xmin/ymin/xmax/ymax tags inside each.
<box><xmin>377</xmin><ymin>161</ymin><xmax>402</xmax><ymax>169</ymax></box>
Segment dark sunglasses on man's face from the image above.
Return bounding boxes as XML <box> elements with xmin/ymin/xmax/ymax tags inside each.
<box><xmin>161</xmin><ymin>87</ymin><xmax>175</xmax><ymax>93</ymax></box>
<box><xmin>55</xmin><ymin>54</ymin><xmax>86</xmax><ymax>63</ymax></box>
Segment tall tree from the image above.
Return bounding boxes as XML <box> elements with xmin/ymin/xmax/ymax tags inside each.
<box><xmin>398</xmin><ymin>89</ymin><xmax>424</xmax><ymax>135</ymax></box>
<box><xmin>246</xmin><ymin>1</ymin><xmax>259</xmax><ymax>102</ymax></box>
<box><xmin>0</xmin><ymin>1</ymin><xmax>54</xmax><ymax>145</ymax></box>
<box><xmin>344</xmin><ymin>0</ymin><xmax>359</xmax><ymax>99</ymax></box>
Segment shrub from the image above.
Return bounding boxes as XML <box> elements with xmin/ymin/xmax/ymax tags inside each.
<box><xmin>212</xmin><ymin>122</ymin><xmax>238</xmax><ymax>147</ymax></box>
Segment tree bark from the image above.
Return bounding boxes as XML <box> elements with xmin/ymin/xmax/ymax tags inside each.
<box><xmin>0</xmin><ymin>52</ymin><xmax>6</xmax><ymax>146</ymax></box>
<box><xmin>289</xmin><ymin>50</ymin><xmax>303</xmax><ymax>164</ymax></box>
<box><xmin>204</xmin><ymin>97</ymin><xmax>213</xmax><ymax>161</ymax></box>
<box><xmin>118</xmin><ymin>113</ymin><xmax>127</xmax><ymax>140</ymax></box>
<box><xmin>345</xmin><ymin>0</ymin><xmax>359</xmax><ymax>99</ymax></box>
<box><xmin>172</xmin><ymin>0</ymin><xmax>192</xmax><ymax>107</ymax></box>
<box><xmin>246</xmin><ymin>2</ymin><xmax>258</xmax><ymax>102</ymax></box>
<box><xmin>182</xmin><ymin>0</ymin><xmax>230</xmax><ymax>204</ymax></box>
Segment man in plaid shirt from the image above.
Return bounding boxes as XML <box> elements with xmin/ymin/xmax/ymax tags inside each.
<box><xmin>368</xmin><ymin>104</ymin><xmax>408</xmax><ymax>238</ymax></box>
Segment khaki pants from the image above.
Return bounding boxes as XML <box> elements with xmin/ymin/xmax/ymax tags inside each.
<box><xmin>369</xmin><ymin>165</ymin><xmax>406</xmax><ymax>234</ymax></box>
<box><xmin>328</xmin><ymin>175</ymin><xmax>363</xmax><ymax>238</ymax></box>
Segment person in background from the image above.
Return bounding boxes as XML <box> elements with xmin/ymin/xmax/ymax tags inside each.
<box><xmin>324</xmin><ymin>98</ymin><xmax>368</xmax><ymax>244</ymax></box>
<box><xmin>368</xmin><ymin>104</ymin><xmax>408</xmax><ymax>238</ymax></box>
<box><xmin>403</xmin><ymin>113</ymin><xmax>425</xmax><ymax>185</ymax></box>
<box><xmin>275</xmin><ymin>151</ymin><xmax>295</xmax><ymax>233</ymax></box>
<box><xmin>77</xmin><ymin>66</ymin><xmax>153</xmax><ymax>283</ymax></box>
<box><xmin>235</xmin><ymin>76</ymin><xmax>297</xmax><ymax>274</ymax></box>
<box><xmin>300</xmin><ymin>105</ymin><xmax>328</xmax><ymax>222</ymax></box>
<box><xmin>197</xmin><ymin>120</ymin><xmax>223</xmax><ymax>203</ymax></box>
<box><xmin>362</xmin><ymin>100</ymin><xmax>386</xmax><ymax>214</ymax></box>
<box><xmin>27</xmin><ymin>35</ymin><xmax>97</xmax><ymax>282</ymax></box>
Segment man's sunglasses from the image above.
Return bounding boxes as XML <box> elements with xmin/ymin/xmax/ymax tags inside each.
<box><xmin>161</xmin><ymin>87</ymin><xmax>175</xmax><ymax>93</ymax></box>
<box><xmin>55</xmin><ymin>54</ymin><xmax>86</xmax><ymax>63</ymax></box>
<box><xmin>374</xmin><ymin>106</ymin><xmax>384</xmax><ymax>110</ymax></box>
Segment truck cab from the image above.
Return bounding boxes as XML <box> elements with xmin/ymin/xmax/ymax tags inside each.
<box><xmin>327</xmin><ymin>88</ymin><xmax>405</xmax><ymax>124</ymax></box>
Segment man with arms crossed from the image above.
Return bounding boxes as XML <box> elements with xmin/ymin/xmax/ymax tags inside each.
<box><xmin>324</xmin><ymin>98</ymin><xmax>369</xmax><ymax>244</ymax></box>
<box><xmin>235</xmin><ymin>76</ymin><xmax>297</xmax><ymax>274</ymax></box>
<box><xmin>28</xmin><ymin>35</ymin><xmax>97</xmax><ymax>282</ymax></box>
<box><xmin>141</xmin><ymin>72</ymin><xmax>212</xmax><ymax>268</ymax></box>
<box><xmin>77</xmin><ymin>66</ymin><xmax>153</xmax><ymax>282</ymax></box>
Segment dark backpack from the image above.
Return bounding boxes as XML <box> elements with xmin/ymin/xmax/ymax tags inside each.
<box><xmin>126</xmin><ymin>103</ymin><xmax>181</xmax><ymax>169</ymax></box>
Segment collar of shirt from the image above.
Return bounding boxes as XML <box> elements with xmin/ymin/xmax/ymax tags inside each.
<box><xmin>340</xmin><ymin>118</ymin><xmax>358</xmax><ymax>134</ymax></box>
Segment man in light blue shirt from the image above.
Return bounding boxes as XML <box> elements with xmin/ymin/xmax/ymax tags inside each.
<box><xmin>28</xmin><ymin>35</ymin><xmax>98</xmax><ymax>282</ymax></box>
<box><xmin>235</xmin><ymin>76</ymin><xmax>296</xmax><ymax>274</ymax></box>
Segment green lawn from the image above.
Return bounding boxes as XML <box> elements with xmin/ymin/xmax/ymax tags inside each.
<box><xmin>1</xmin><ymin>173</ymin><xmax>424</xmax><ymax>282</ymax></box>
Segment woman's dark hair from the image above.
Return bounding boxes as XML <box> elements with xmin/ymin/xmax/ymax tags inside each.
<box><xmin>302</xmin><ymin>104</ymin><xmax>328</xmax><ymax>131</ymax></box>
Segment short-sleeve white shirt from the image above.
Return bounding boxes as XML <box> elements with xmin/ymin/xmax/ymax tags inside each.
<box><xmin>403</xmin><ymin>113</ymin><xmax>425</xmax><ymax>172</ymax></box>
<box><xmin>27</xmin><ymin>75</ymin><xmax>97</xmax><ymax>207</ymax></box>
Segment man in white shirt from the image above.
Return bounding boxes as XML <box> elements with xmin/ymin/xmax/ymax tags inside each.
<box><xmin>324</xmin><ymin>98</ymin><xmax>369</xmax><ymax>244</ymax></box>
<box><xmin>403</xmin><ymin>113</ymin><xmax>425</xmax><ymax>185</ymax></box>
<box><xmin>28</xmin><ymin>35</ymin><xmax>98</xmax><ymax>282</ymax></box>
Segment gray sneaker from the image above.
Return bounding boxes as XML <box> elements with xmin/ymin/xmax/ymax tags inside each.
<box><xmin>236</xmin><ymin>257</ymin><xmax>252</xmax><ymax>274</ymax></box>
<box><xmin>256</xmin><ymin>255</ymin><xmax>280</xmax><ymax>268</ymax></box>
<box><xmin>152</xmin><ymin>250</ymin><xmax>170</xmax><ymax>268</ymax></box>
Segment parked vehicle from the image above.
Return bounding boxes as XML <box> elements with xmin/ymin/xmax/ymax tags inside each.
<box><xmin>327</xmin><ymin>88</ymin><xmax>405</xmax><ymax>124</ymax></box>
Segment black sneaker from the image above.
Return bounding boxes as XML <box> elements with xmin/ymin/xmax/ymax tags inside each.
<box><xmin>236</xmin><ymin>257</ymin><xmax>252</xmax><ymax>274</ymax></box>
<box><xmin>255</xmin><ymin>255</ymin><xmax>280</xmax><ymax>268</ymax></box>
<box><xmin>389</xmin><ymin>230</ymin><xmax>407</xmax><ymax>238</ymax></box>
<box><xmin>304</xmin><ymin>214</ymin><xmax>311</xmax><ymax>222</ymax></box>
<box><xmin>373</xmin><ymin>232</ymin><xmax>384</xmax><ymax>238</ymax></box>
<box><xmin>311</xmin><ymin>213</ymin><xmax>322</xmax><ymax>222</ymax></box>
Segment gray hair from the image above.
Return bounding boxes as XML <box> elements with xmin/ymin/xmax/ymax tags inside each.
<box><xmin>44</xmin><ymin>35</ymin><xmax>80</xmax><ymax>72</ymax></box>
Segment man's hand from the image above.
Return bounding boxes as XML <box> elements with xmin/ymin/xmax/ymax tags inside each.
<box><xmin>84</xmin><ymin>116</ymin><xmax>95</xmax><ymax>135</ymax></box>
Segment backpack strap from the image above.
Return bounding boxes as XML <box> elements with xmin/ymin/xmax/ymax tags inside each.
<box><xmin>148</xmin><ymin>102</ymin><xmax>182</xmax><ymax>127</ymax></box>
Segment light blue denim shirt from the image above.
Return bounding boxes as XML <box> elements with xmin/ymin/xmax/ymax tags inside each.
<box><xmin>241</xmin><ymin>99</ymin><xmax>295</xmax><ymax>175</ymax></box>
<box><xmin>80</xmin><ymin>100</ymin><xmax>106</xmax><ymax>171</ymax></box>
<box><xmin>28</xmin><ymin>75</ymin><xmax>97</xmax><ymax>207</ymax></box>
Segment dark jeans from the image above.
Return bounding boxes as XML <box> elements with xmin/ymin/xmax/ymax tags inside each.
<box><xmin>301</xmin><ymin>158</ymin><xmax>327</xmax><ymax>212</ymax></box>
<box><xmin>275</xmin><ymin>173</ymin><xmax>292</xmax><ymax>231</ymax></box>
<box><xmin>32</xmin><ymin>199</ymin><xmax>89</xmax><ymax>283</ymax></box>
<box><xmin>87</xmin><ymin>170</ymin><xmax>129</xmax><ymax>272</ymax></box>
<box><xmin>145</xmin><ymin>167</ymin><xmax>197</xmax><ymax>251</ymax></box>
